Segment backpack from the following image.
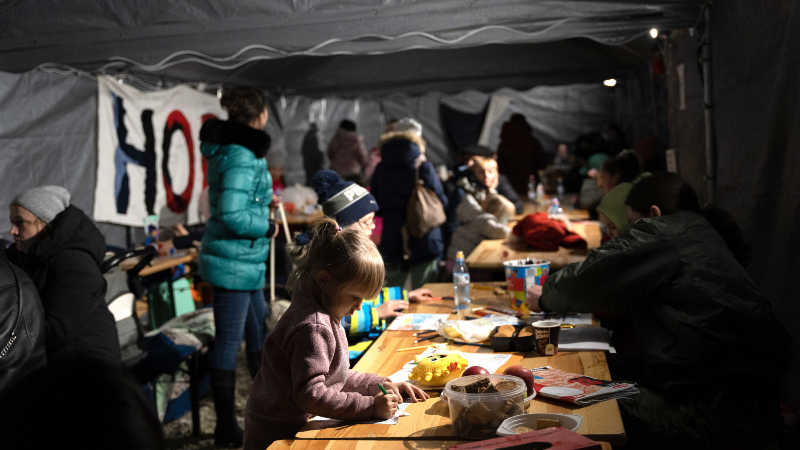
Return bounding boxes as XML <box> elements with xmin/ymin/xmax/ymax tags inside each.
<box><xmin>406</xmin><ymin>164</ymin><xmax>446</xmax><ymax>239</ymax></box>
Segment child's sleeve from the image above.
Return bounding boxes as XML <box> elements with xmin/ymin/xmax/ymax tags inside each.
<box><xmin>341</xmin><ymin>287</ymin><xmax>408</xmax><ymax>337</ymax></box>
<box><xmin>286</xmin><ymin>324</ymin><xmax>377</xmax><ymax>421</ymax></box>
<box><xmin>343</xmin><ymin>369</ymin><xmax>389</xmax><ymax>396</ymax></box>
<box><xmin>480</xmin><ymin>215</ymin><xmax>511</xmax><ymax>239</ymax></box>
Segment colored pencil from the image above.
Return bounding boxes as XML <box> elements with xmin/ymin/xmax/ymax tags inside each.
<box><xmin>414</xmin><ymin>334</ymin><xmax>442</xmax><ymax>344</ymax></box>
<box><xmin>377</xmin><ymin>383</ymin><xmax>389</xmax><ymax>395</ymax></box>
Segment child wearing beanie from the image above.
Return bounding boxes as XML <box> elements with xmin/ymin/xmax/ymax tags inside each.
<box><xmin>596</xmin><ymin>182</ymin><xmax>633</xmax><ymax>239</ymax></box>
<box><xmin>286</xmin><ymin>170</ymin><xmax>434</xmax><ymax>361</ymax></box>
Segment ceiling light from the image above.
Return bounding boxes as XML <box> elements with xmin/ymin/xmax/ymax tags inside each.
<box><xmin>603</xmin><ymin>79</ymin><xmax>617</xmax><ymax>87</ymax></box>
<box><xmin>650</xmin><ymin>28</ymin><xmax>658</xmax><ymax>38</ymax></box>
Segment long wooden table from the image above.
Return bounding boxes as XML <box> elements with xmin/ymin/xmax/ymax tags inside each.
<box><xmin>269</xmin><ymin>439</ymin><xmax>613</xmax><ymax>450</ymax></box>
<box><xmin>285</xmin><ymin>283</ymin><xmax>626</xmax><ymax>447</ymax></box>
<box><xmin>465</xmin><ymin>222</ymin><xmax>601</xmax><ymax>271</ymax></box>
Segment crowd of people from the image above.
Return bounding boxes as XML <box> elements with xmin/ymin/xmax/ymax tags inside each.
<box><xmin>0</xmin><ymin>85</ymin><xmax>790</xmax><ymax>450</ymax></box>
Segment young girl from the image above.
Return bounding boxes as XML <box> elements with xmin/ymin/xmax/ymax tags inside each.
<box><xmin>244</xmin><ymin>218</ymin><xmax>429</xmax><ymax>450</ymax></box>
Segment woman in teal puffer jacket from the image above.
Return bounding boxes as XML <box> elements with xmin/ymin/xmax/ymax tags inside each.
<box><xmin>199</xmin><ymin>86</ymin><xmax>277</xmax><ymax>447</ymax></box>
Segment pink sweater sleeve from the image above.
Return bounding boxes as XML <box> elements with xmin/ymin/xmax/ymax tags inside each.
<box><xmin>286</xmin><ymin>324</ymin><xmax>376</xmax><ymax>421</ymax></box>
<box><xmin>343</xmin><ymin>369</ymin><xmax>389</xmax><ymax>396</ymax></box>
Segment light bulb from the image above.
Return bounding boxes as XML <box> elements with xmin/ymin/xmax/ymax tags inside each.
<box><xmin>650</xmin><ymin>28</ymin><xmax>658</xmax><ymax>38</ymax></box>
<box><xmin>603</xmin><ymin>79</ymin><xmax>617</xmax><ymax>87</ymax></box>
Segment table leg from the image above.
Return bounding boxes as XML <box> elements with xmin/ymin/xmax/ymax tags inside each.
<box><xmin>189</xmin><ymin>353</ymin><xmax>200</xmax><ymax>437</ymax></box>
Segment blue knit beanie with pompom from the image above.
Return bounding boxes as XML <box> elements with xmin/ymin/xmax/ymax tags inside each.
<box><xmin>312</xmin><ymin>170</ymin><xmax>378</xmax><ymax>227</ymax></box>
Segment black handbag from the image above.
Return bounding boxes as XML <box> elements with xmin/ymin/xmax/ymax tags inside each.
<box><xmin>0</xmin><ymin>259</ymin><xmax>47</xmax><ymax>393</ymax></box>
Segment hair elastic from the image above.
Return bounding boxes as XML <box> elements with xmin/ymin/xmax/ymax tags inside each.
<box><xmin>337</xmin><ymin>226</ymin><xmax>342</xmax><ymax>232</ymax></box>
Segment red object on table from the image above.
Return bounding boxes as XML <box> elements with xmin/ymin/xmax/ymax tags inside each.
<box><xmin>512</xmin><ymin>212</ymin><xmax>586</xmax><ymax>251</ymax></box>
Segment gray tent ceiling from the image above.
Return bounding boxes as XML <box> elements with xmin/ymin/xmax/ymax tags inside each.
<box><xmin>0</xmin><ymin>0</ymin><xmax>701</xmax><ymax>95</ymax></box>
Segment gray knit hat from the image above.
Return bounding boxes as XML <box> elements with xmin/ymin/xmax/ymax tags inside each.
<box><xmin>11</xmin><ymin>186</ymin><xmax>71</xmax><ymax>223</ymax></box>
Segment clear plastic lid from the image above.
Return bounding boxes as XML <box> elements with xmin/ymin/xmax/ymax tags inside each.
<box><xmin>444</xmin><ymin>374</ymin><xmax>526</xmax><ymax>403</ymax></box>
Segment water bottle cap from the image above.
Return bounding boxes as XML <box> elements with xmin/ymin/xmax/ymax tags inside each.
<box><xmin>456</xmin><ymin>250</ymin><xmax>464</xmax><ymax>259</ymax></box>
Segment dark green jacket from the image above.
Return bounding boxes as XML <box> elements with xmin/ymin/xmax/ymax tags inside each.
<box><xmin>540</xmin><ymin>211</ymin><xmax>791</xmax><ymax>393</ymax></box>
<box><xmin>199</xmin><ymin>119</ymin><xmax>272</xmax><ymax>291</ymax></box>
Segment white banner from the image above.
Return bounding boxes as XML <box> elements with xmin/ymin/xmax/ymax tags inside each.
<box><xmin>94</xmin><ymin>76</ymin><xmax>226</xmax><ymax>227</ymax></box>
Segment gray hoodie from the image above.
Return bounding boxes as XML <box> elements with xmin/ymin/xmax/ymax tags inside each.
<box><xmin>446</xmin><ymin>194</ymin><xmax>509</xmax><ymax>260</ymax></box>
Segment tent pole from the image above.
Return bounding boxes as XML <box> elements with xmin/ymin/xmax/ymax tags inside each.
<box><xmin>701</xmin><ymin>2</ymin><xmax>716</xmax><ymax>204</ymax></box>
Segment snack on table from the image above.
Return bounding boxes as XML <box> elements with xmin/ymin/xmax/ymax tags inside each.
<box><xmin>536</xmin><ymin>418</ymin><xmax>561</xmax><ymax>430</ymax></box>
<box><xmin>408</xmin><ymin>351</ymin><xmax>469</xmax><ymax>386</ymax></box>
<box><xmin>443</xmin><ymin>327</ymin><xmax>463</xmax><ymax>339</ymax></box>
<box><xmin>450</xmin><ymin>375</ymin><xmax>492</xmax><ymax>393</ymax></box>
<box><xmin>446</xmin><ymin>375</ymin><xmax>526</xmax><ymax>439</ymax></box>
<box><xmin>513</xmin><ymin>425</ymin><xmax>536</xmax><ymax>434</ymax></box>
<box><xmin>494</xmin><ymin>324</ymin><xmax>516</xmax><ymax>338</ymax></box>
<box><xmin>517</xmin><ymin>325</ymin><xmax>534</xmax><ymax>337</ymax></box>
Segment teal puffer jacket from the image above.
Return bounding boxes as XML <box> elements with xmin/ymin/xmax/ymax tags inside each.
<box><xmin>199</xmin><ymin>119</ymin><xmax>273</xmax><ymax>291</ymax></box>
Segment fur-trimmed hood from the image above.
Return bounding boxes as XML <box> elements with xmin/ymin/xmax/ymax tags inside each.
<box><xmin>378</xmin><ymin>130</ymin><xmax>426</xmax><ymax>168</ymax></box>
<box><xmin>200</xmin><ymin>118</ymin><xmax>271</xmax><ymax>159</ymax></box>
<box><xmin>378</xmin><ymin>130</ymin><xmax>426</xmax><ymax>154</ymax></box>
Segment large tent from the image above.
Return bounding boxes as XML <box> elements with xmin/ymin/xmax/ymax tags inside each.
<box><xmin>2</xmin><ymin>0</ymin><xmax>799</xmax><ymax>414</ymax></box>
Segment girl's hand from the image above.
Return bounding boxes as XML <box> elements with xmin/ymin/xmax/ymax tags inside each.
<box><xmin>372</xmin><ymin>392</ymin><xmax>399</xmax><ymax>419</ymax></box>
<box><xmin>381</xmin><ymin>382</ymin><xmax>430</xmax><ymax>403</ymax></box>
<box><xmin>526</xmin><ymin>284</ymin><xmax>543</xmax><ymax>313</ymax></box>
<box><xmin>408</xmin><ymin>288</ymin><xmax>434</xmax><ymax>302</ymax></box>
<box><xmin>376</xmin><ymin>300</ymin><xmax>409</xmax><ymax>319</ymax></box>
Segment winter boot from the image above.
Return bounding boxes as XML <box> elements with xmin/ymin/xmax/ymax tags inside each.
<box><xmin>246</xmin><ymin>351</ymin><xmax>263</xmax><ymax>380</ymax></box>
<box><xmin>211</xmin><ymin>368</ymin><xmax>244</xmax><ymax>447</ymax></box>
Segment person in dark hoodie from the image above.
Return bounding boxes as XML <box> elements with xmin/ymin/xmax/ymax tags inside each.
<box><xmin>7</xmin><ymin>186</ymin><xmax>120</xmax><ymax>367</ymax></box>
<box><xmin>526</xmin><ymin>172</ymin><xmax>791</xmax><ymax>449</ymax></box>
<box><xmin>497</xmin><ymin>114</ymin><xmax>547</xmax><ymax>197</ymax></box>
<box><xmin>371</xmin><ymin>121</ymin><xmax>447</xmax><ymax>288</ymax></box>
<box><xmin>199</xmin><ymin>86</ymin><xmax>278</xmax><ymax>447</ymax></box>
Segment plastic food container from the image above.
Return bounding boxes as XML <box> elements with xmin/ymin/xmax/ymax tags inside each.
<box><xmin>496</xmin><ymin>413</ymin><xmax>583</xmax><ymax>436</ymax></box>
<box><xmin>444</xmin><ymin>374</ymin><xmax>527</xmax><ymax>439</ymax></box>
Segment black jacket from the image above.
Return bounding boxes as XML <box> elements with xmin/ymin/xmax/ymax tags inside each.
<box><xmin>0</xmin><ymin>247</ymin><xmax>46</xmax><ymax>393</ymax></box>
<box><xmin>371</xmin><ymin>133</ymin><xmax>448</xmax><ymax>265</ymax></box>
<box><xmin>541</xmin><ymin>211</ymin><xmax>791</xmax><ymax>393</ymax></box>
<box><xmin>6</xmin><ymin>206</ymin><xmax>120</xmax><ymax>367</ymax></box>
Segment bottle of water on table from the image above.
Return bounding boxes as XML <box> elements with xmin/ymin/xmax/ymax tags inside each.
<box><xmin>453</xmin><ymin>251</ymin><xmax>471</xmax><ymax>320</ymax></box>
<box><xmin>548</xmin><ymin>198</ymin><xmax>561</xmax><ymax>217</ymax></box>
<box><xmin>527</xmin><ymin>175</ymin><xmax>537</xmax><ymax>201</ymax></box>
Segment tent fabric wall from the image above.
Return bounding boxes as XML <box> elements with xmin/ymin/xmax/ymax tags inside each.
<box><xmin>0</xmin><ymin>70</ymin><xmax>98</xmax><ymax>241</ymax></box>
<box><xmin>273</xmin><ymin>84</ymin><xmax>622</xmax><ymax>186</ymax></box>
<box><xmin>0</xmin><ymin>1</ymin><xmax>700</xmax><ymax>77</ymax></box>
<box><xmin>667</xmin><ymin>0</ymin><xmax>800</xmax><ymax>411</ymax></box>
<box><xmin>0</xmin><ymin>70</ymin><xmax>626</xmax><ymax>248</ymax></box>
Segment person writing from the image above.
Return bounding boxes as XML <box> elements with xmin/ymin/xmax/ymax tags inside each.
<box><xmin>525</xmin><ymin>172</ymin><xmax>790</xmax><ymax>449</ymax></box>
<box><xmin>287</xmin><ymin>170</ymin><xmax>434</xmax><ymax>360</ymax></box>
<box><xmin>244</xmin><ymin>218</ymin><xmax>429</xmax><ymax>449</ymax></box>
<box><xmin>6</xmin><ymin>186</ymin><xmax>120</xmax><ymax>368</ymax></box>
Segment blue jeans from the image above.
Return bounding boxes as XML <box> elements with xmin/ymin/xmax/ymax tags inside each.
<box><xmin>211</xmin><ymin>287</ymin><xmax>269</xmax><ymax>371</ymax></box>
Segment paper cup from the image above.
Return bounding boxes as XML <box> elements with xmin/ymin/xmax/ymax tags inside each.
<box><xmin>532</xmin><ymin>320</ymin><xmax>561</xmax><ymax>356</ymax></box>
<box><xmin>504</xmin><ymin>259</ymin><xmax>550</xmax><ymax>317</ymax></box>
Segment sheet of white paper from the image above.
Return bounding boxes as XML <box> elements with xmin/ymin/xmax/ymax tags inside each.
<box><xmin>308</xmin><ymin>402</ymin><xmax>411</xmax><ymax>425</ymax></box>
<box><xmin>388</xmin><ymin>347</ymin><xmax>513</xmax><ymax>384</ymax></box>
<box><xmin>559</xmin><ymin>342</ymin><xmax>616</xmax><ymax>353</ymax></box>
<box><xmin>386</xmin><ymin>314</ymin><xmax>450</xmax><ymax>331</ymax></box>
<box><xmin>527</xmin><ymin>313</ymin><xmax>593</xmax><ymax>325</ymax></box>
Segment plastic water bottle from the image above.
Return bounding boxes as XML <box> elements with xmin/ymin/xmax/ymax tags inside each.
<box><xmin>548</xmin><ymin>198</ymin><xmax>561</xmax><ymax>217</ymax></box>
<box><xmin>453</xmin><ymin>251</ymin><xmax>471</xmax><ymax>320</ymax></box>
<box><xmin>527</xmin><ymin>175</ymin><xmax>537</xmax><ymax>201</ymax></box>
<box><xmin>557</xmin><ymin>177</ymin><xmax>565</xmax><ymax>200</ymax></box>
<box><xmin>536</xmin><ymin>183</ymin><xmax>545</xmax><ymax>204</ymax></box>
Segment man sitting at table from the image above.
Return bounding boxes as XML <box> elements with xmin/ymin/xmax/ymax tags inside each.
<box><xmin>525</xmin><ymin>173</ymin><xmax>790</xmax><ymax>449</ymax></box>
<box><xmin>286</xmin><ymin>170</ymin><xmax>434</xmax><ymax>361</ymax></box>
